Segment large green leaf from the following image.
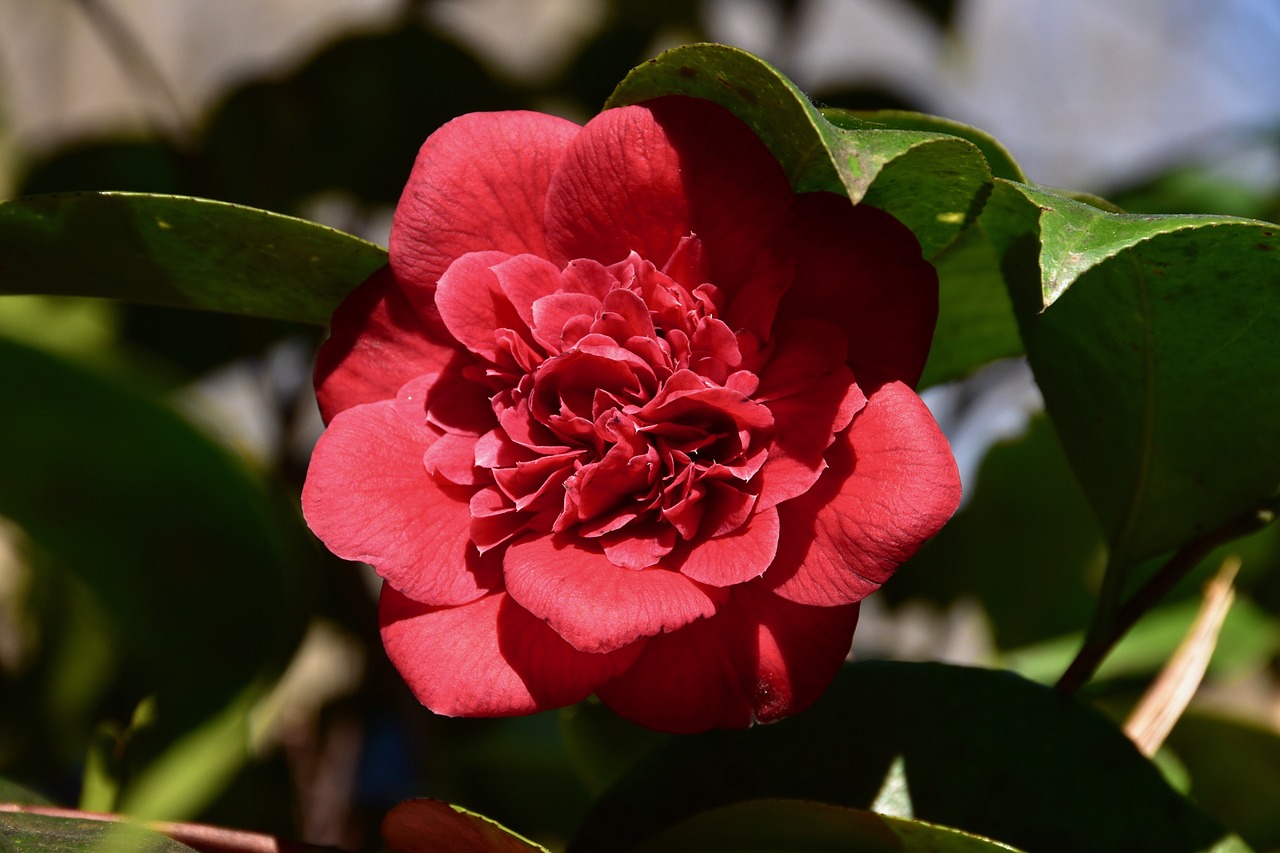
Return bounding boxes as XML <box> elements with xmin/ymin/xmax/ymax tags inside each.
<box><xmin>0</xmin><ymin>192</ymin><xmax>386</xmax><ymax>324</ymax></box>
<box><xmin>569</xmin><ymin>662</ymin><xmax>1237</xmax><ymax>853</ymax></box>
<box><xmin>633</xmin><ymin>799</ymin><xmax>1022</xmax><ymax>852</ymax></box>
<box><xmin>982</xmin><ymin>180</ymin><xmax>1280</xmax><ymax>567</ymax></box>
<box><xmin>1168</xmin><ymin>711</ymin><xmax>1280</xmax><ymax>851</ymax></box>
<box><xmin>0</xmin><ymin>337</ymin><xmax>310</xmax><ymax>818</ymax></box>
<box><xmin>606</xmin><ymin>43</ymin><xmax>995</xmax><ymax>258</ymax></box>
<box><xmin>917</xmin><ymin>223</ymin><xmax>1023</xmax><ymax>388</ymax></box>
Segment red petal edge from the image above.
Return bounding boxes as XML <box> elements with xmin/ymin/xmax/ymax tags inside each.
<box><xmin>596</xmin><ymin>582</ymin><xmax>860</xmax><ymax>733</ymax></box>
<box><xmin>767</xmin><ymin>379</ymin><xmax>961</xmax><ymax>606</ymax></box>
<box><xmin>302</xmin><ymin>398</ymin><xmax>498</xmax><ymax>606</ymax></box>
<box><xmin>390</xmin><ymin>111</ymin><xmax>580</xmax><ymax>291</ymax></box>
<box><xmin>380</xmin><ymin>586</ymin><xmax>641</xmax><ymax>717</ymax></box>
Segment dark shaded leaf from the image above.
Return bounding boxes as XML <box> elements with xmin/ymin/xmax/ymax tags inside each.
<box><xmin>382</xmin><ymin>800</ymin><xmax>547</xmax><ymax>853</ymax></box>
<box><xmin>634</xmin><ymin>799</ymin><xmax>1022</xmax><ymax>852</ymax></box>
<box><xmin>570</xmin><ymin>662</ymin><xmax>1235</xmax><ymax>853</ymax></box>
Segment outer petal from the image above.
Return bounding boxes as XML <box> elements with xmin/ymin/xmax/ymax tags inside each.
<box><xmin>503</xmin><ymin>534</ymin><xmax>727</xmax><ymax>654</ymax></box>
<box><xmin>778</xmin><ymin>193</ymin><xmax>939</xmax><ymax>388</ymax></box>
<box><xmin>315</xmin><ymin>265</ymin><xmax>462</xmax><ymax>423</ymax></box>
<box><xmin>545</xmin><ymin>96</ymin><xmax>794</xmax><ymax>299</ymax></box>
<box><xmin>595</xmin><ymin>582</ymin><xmax>860</xmax><ymax>733</ymax></box>
<box><xmin>390</xmin><ymin>111</ymin><xmax>581</xmax><ymax>289</ymax></box>
<box><xmin>302</xmin><ymin>399</ymin><xmax>498</xmax><ymax>606</ymax></box>
<box><xmin>766</xmin><ymin>380</ymin><xmax>961</xmax><ymax>606</ymax></box>
<box><xmin>380</xmin><ymin>587</ymin><xmax>641</xmax><ymax>717</ymax></box>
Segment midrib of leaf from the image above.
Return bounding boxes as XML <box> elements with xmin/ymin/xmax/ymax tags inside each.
<box><xmin>1092</xmin><ymin>247</ymin><xmax>1160</xmax><ymax>631</ymax></box>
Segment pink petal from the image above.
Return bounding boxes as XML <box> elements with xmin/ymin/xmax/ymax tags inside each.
<box><xmin>779</xmin><ymin>193</ymin><xmax>939</xmax><ymax>388</ymax></box>
<box><xmin>672</xmin><ymin>504</ymin><xmax>779</xmax><ymax>587</ymax></box>
<box><xmin>302</xmin><ymin>400</ymin><xmax>498</xmax><ymax>606</ymax></box>
<box><xmin>434</xmin><ymin>250</ymin><xmax>523</xmax><ymax>363</ymax></box>
<box><xmin>766</xmin><ymin>380</ymin><xmax>961</xmax><ymax>606</ymax></box>
<box><xmin>390</xmin><ymin>111</ymin><xmax>580</xmax><ymax>290</ymax></box>
<box><xmin>315</xmin><ymin>266</ymin><xmax>462</xmax><ymax>423</ymax></box>
<box><xmin>544</xmin><ymin>97</ymin><xmax>793</xmax><ymax>298</ymax></box>
<box><xmin>595</xmin><ymin>582</ymin><xmax>860</xmax><ymax>733</ymax></box>
<box><xmin>380</xmin><ymin>587</ymin><xmax>640</xmax><ymax>717</ymax></box>
<box><xmin>423</xmin><ymin>432</ymin><xmax>483</xmax><ymax>486</ymax></box>
<box><xmin>503</xmin><ymin>534</ymin><xmax>727</xmax><ymax>654</ymax></box>
<box><xmin>491</xmin><ymin>253</ymin><xmax>566</xmax><ymax>333</ymax></box>
<box><xmin>600</xmin><ymin>522</ymin><xmax>676</xmax><ymax>570</ymax></box>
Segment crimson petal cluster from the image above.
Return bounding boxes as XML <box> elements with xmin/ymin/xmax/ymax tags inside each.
<box><xmin>302</xmin><ymin>95</ymin><xmax>961</xmax><ymax>733</ymax></box>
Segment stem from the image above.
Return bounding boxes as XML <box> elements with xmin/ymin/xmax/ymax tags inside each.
<box><xmin>1055</xmin><ymin>500</ymin><xmax>1278</xmax><ymax>696</ymax></box>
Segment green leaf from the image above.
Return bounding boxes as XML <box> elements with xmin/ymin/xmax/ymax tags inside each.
<box><xmin>559</xmin><ymin>699</ymin><xmax>670</xmax><ymax>795</ymax></box>
<box><xmin>606</xmin><ymin>43</ymin><xmax>843</xmax><ymax>195</ymax></box>
<box><xmin>982</xmin><ymin>180</ymin><xmax>1280</xmax><ymax>567</ymax></box>
<box><xmin>917</xmin><ymin>223</ymin><xmax>1022</xmax><ymax>388</ymax></box>
<box><xmin>888</xmin><ymin>413</ymin><xmax>1104</xmax><ymax>649</ymax></box>
<box><xmin>823</xmin><ymin>108</ymin><xmax>1026</xmax><ymax>182</ymax></box>
<box><xmin>115</xmin><ymin>681</ymin><xmax>267</xmax><ymax>820</ymax></box>
<box><xmin>0</xmin><ymin>192</ymin><xmax>386</xmax><ymax>324</ymax></box>
<box><xmin>606</xmin><ymin>43</ymin><xmax>995</xmax><ymax>258</ymax></box>
<box><xmin>1168</xmin><ymin>711</ymin><xmax>1280</xmax><ymax>851</ymax></box>
<box><xmin>0</xmin><ymin>810</ymin><xmax>198</xmax><ymax>852</ymax></box>
<box><xmin>1003</xmin><ymin>592</ymin><xmax>1280</xmax><ymax>685</ymax></box>
<box><xmin>0</xmin><ymin>777</ymin><xmax>53</xmax><ymax>806</ymax></box>
<box><xmin>0</xmin><ymin>337</ymin><xmax>310</xmax><ymax>818</ymax></box>
<box><xmin>632</xmin><ymin>799</ymin><xmax>1023</xmax><ymax>853</ymax></box>
<box><xmin>382</xmin><ymin>799</ymin><xmax>550</xmax><ymax>853</ymax></box>
<box><xmin>569</xmin><ymin>662</ymin><xmax>1236</xmax><ymax>853</ymax></box>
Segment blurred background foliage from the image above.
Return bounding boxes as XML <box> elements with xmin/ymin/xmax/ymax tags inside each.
<box><xmin>1</xmin><ymin>0</ymin><xmax>1279</xmax><ymax>850</ymax></box>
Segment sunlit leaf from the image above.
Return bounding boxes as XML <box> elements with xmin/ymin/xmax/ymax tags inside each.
<box><xmin>917</xmin><ymin>224</ymin><xmax>1022</xmax><ymax>388</ymax></box>
<box><xmin>606</xmin><ymin>43</ymin><xmax>995</xmax><ymax>257</ymax></box>
<box><xmin>0</xmin><ymin>192</ymin><xmax>385</xmax><ymax>324</ymax></box>
<box><xmin>983</xmin><ymin>180</ymin><xmax>1280</xmax><ymax>567</ymax></box>
<box><xmin>823</xmin><ymin>109</ymin><xmax>1026</xmax><ymax>182</ymax></box>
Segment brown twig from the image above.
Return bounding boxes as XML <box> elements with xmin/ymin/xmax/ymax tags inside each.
<box><xmin>1055</xmin><ymin>500</ymin><xmax>1277</xmax><ymax>696</ymax></box>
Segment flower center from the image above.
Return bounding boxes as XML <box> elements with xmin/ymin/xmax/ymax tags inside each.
<box><xmin>471</xmin><ymin>247</ymin><xmax>774</xmax><ymax>568</ymax></box>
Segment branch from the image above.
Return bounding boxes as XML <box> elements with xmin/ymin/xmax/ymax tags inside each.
<box><xmin>1055</xmin><ymin>499</ymin><xmax>1278</xmax><ymax>696</ymax></box>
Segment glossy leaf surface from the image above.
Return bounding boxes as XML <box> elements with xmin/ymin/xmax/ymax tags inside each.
<box><xmin>0</xmin><ymin>192</ymin><xmax>386</xmax><ymax>324</ymax></box>
<box><xmin>570</xmin><ymin>661</ymin><xmax>1235</xmax><ymax>853</ymax></box>
<box><xmin>983</xmin><ymin>180</ymin><xmax>1280</xmax><ymax>566</ymax></box>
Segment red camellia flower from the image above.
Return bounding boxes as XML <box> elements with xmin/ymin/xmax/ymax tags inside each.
<box><xmin>302</xmin><ymin>95</ymin><xmax>961</xmax><ymax>733</ymax></box>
